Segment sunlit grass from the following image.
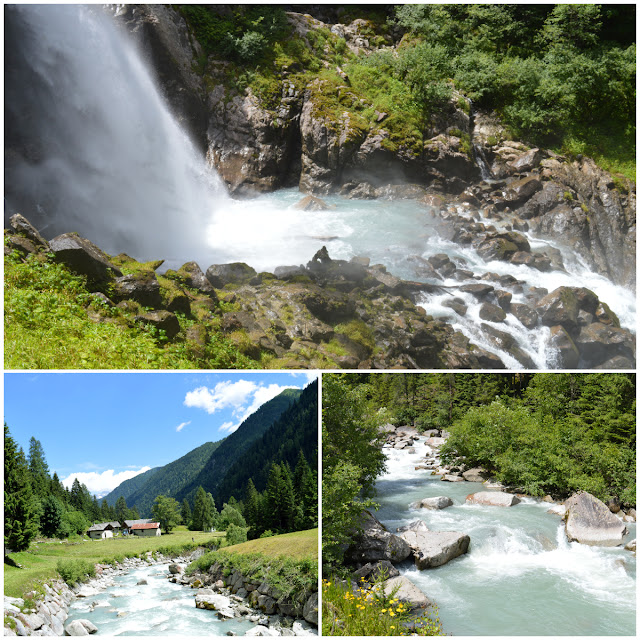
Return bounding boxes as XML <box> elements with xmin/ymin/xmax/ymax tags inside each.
<box><xmin>322</xmin><ymin>577</ymin><xmax>443</xmax><ymax>636</ymax></box>
<box><xmin>224</xmin><ymin>528</ymin><xmax>318</xmax><ymax>560</ymax></box>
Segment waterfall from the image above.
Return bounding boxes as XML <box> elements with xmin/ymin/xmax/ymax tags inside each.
<box><xmin>4</xmin><ymin>4</ymin><xmax>226</xmax><ymax>268</ymax></box>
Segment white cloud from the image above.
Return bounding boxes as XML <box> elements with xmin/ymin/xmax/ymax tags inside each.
<box><xmin>184</xmin><ymin>380</ymin><xmax>299</xmax><ymax>431</ymax></box>
<box><xmin>290</xmin><ymin>372</ymin><xmax>319</xmax><ymax>386</ymax></box>
<box><xmin>61</xmin><ymin>467</ymin><xmax>151</xmax><ymax>496</ymax></box>
<box><xmin>176</xmin><ymin>420</ymin><xmax>191</xmax><ymax>432</ymax></box>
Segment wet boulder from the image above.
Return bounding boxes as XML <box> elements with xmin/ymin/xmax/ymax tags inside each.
<box><xmin>481</xmin><ymin>324</ymin><xmax>537</xmax><ymax>369</ymax></box>
<box><xmin>564</xmin><ymin>492</ymin><xmax>627</xmax><ymax>547</ymax></box>
<box><xmin>411</xmin><ymin>496</ymin><xmax>453</xmax><ymax>510</ymax></box>
<box><xmin>548</xmin><ymin>326</ymin><xmax>580</xmax><ymax>368</ymax></box>
<box><xmin>294</xmin><ymin>195</ymin><xmax>333</xmax><ymax>211</ymax></box>
<box><xmin>510</xmin><ymin>303</ymin><xmax>539</xmax><ymax>329</ymax></box>
<box><xmin>535</xmin><ymin>287</ymin><xmax>584</xmax><ymax>334</ymax></box>
<box><xmin>501</xmin><ymin>176</ymin><xmax>543</xmax><ymax>207</ymax></box>
<box><xmin>479</xmin><ymin>302</ymin><xmax>507</xmax><ymax>323</ymax></box>
<box><xmin>397</xmin><ymin>524</ymin><xmax>470</xmax><ymax>569</ymax></box>
<box><xmin>466</xmin><ymin>491</ymin><xmax>521</xmax><ymax>507</ymax></box>
<box><xmin>574</xmin><ymin>323</ymin><xmax>635</xmax><ymax>368</ymax></box>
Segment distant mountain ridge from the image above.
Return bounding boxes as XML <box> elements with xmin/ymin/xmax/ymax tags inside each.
<box><xmin>103</xmin><ymin>388</ymin><xmax>303</xmax><ymax>516</ymax></box>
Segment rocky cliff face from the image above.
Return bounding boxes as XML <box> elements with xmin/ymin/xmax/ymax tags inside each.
<box><xmin>115</xmin><ymin>5</ymin><xmax>635</xmax><ymax>292</ymax></box>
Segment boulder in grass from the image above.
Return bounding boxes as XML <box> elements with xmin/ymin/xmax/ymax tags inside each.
<box><xmin>564</xmin><ymin>492</ymin><xmax>627</xmax><ymax>547</ymax></box>
<box><xmin>50</xmin><ymin>233</ymin><xmax>122</xmax><ymax>285</ymax></box>
<box><xmin>379</xmin><ymin>576</ymin><xmax>431</xmax><ymax>612</ymax></box>
<box><xmin>466</xmin><ymin>491</ymin><xmax>521</xmax><ymax>507</ymax></box>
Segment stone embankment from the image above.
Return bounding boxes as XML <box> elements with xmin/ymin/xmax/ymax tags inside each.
<box><xmin>342</xmin><ymin>425</ymin><xmax>636</xmax><ymax>615</ymax></box>
<box><xmin>169</xmin><ymin>561</ymin><xmax>318</xmax><ymax>636</ymax></box>
<box><xmin>3</xmin><ymin>553</ymin><xmax>168</xmax><ymax>636</ymax></box>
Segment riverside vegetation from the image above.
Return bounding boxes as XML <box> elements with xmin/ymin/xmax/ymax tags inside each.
<box><xmin>321</xmin><ymin>372</ymin><xmax>636</xmax><ymax>635</ymax></box>
<box><xmin>4</xmin><ymin>4</ymin><xmax>636</xmax><ymax>371</ymax></box>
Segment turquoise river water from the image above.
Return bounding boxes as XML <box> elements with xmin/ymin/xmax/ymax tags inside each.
<box><xmin>374</xmin><ymin>437</ymin><xmax>636</xmax><ymax>636</ymax></box>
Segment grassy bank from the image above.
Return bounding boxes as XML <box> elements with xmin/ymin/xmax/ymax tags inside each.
<box><xmin>4</xmin><ymin>527</ymin><xmax>224</xmax><ymax>598</ymax></box>
<box><xmin>186</xmin><ymin>529</ymin><xmax>318</xmax><ymax>599</ymax></box>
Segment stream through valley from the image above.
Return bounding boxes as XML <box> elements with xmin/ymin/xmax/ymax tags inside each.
<box><xmin>375</xmin><ymin>438</ymin><xmax>636</xmax><ymax>636</ymax></box>
<box><xmin>5</xmin><ymin>5</ymin><xmax>636</xmax><ymax>369</ymax></box>
<box><xmin>65</xmin><ymin>563</ymin><xmax>255</xmax><ymax>636</ymax></box>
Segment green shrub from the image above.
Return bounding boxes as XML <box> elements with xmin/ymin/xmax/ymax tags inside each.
<box><xmin>225</xmin><ymin>524</ymin><xmax>248</xmax><ymax>546</ymax></box>
<box><xmin>56</xmin><ymin>559</ymin><xmax>96</xmax><ymax>586</ymax></box>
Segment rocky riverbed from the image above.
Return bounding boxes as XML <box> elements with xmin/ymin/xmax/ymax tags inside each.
<box><xmin>4</xmin><ymin>551</ymin><xmax>317</xmax><ymax>636</ymax></box>
<box><xmin>340</xmin><ymin>426</ymin><xmax>637</xmax><ymax>635</ymax></box>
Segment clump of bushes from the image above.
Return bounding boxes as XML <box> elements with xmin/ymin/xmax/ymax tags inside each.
<box><xmin>56</xmin><ymin>559</ymin><xmax>96</xmax><ymax>586</ymax></box>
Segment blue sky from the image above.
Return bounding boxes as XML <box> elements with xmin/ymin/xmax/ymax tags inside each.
<box><xmin>4</xmin><ymin>372</ymin><xmax>317</xmax><ymax>497</ymax></box>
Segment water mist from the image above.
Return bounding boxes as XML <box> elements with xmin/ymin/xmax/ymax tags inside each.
<box><xmin>5</xmin><ymin>4</ymin><xmax>225</xmax><ymax>268</ymax></box>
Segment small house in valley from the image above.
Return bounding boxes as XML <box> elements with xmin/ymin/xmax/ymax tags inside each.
<box><xmin>87</xmin><ymin>522</ymin><xmax>115</xmax><ymax>540</ymax></box>
<box><xmin>122</xmin><ymin>519</ymin><xmax>153</xmax><ymax>535</ymax></box>
<box><xmin>130</xmin><ymin>522</ymin><xmax>161</xmax><ymax>537</ymax></box>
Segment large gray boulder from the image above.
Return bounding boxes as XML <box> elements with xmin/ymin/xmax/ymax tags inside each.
<box><xmin>345</xmin><ymin>511</ymin><xmax>412</xmax><ymax>564</ymax></box>
<box><xmin>466</xmin><ymin>491</ymin><xmax>521</xmax><ymax>507</ymax></box>
<box><xmin>564</xmin><ymin>492</ymin><xmax>627</xmax><ymax>547</ymax></box>
<box><xmin>380</xmin><ymin>576</ymin><xmax>431</xmax><ymax>611</ymax></box>
<box><xmin>397</xmin><ymin>523</ymin><xmax>470</xmax><ymax>569</ymax></box>
<box><xmin>49</xmin><ymin>233</ymin><xmax>122</xmax><ymax>285</ymax></box>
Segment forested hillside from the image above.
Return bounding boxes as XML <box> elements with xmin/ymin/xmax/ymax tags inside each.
<box><xmin>103</xmin><ymin>440</ymin><xmax>222</xmax><ymax>515</ymax></box>
<box><xmin>215</xmin><ymin>379</ymin><xmax>318</xmax><ymax>505</ymax></box>
<box><xmin>175</xmin><ymin>388</ymin><xmax>302</xmax><ymax>505</ymax></box>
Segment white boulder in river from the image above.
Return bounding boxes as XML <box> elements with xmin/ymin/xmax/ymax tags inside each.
<box><xmin>397</xmin><ymin>520</ymin><xmax>470</xmax><ymax>569</ymax></box>
<box><xmin>411</xmin><ymin>496</ymin><xmax>453</xmax><ymax>510</ymax></box>
<box><xmin>466</xmin><ymin>491</ymin><xmax>521</xmax><ymax>507</ymax></box>
<box><xmin>564</xmin><ymin>491</ymin><xmax>627</xmax><ymax>546</ymax></box>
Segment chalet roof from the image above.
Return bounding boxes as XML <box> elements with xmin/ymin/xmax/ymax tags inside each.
<box><xmin>87</xmin><ymin>522</ymin><xmax>114</xmax><ymax>532</ymax></box>
<box><xmin>130</xmin><ymin>522</ymin><xmax>160</xmax><ymax>530</ymax></box>
<box><xmin>123</xmin><ymin>519</ymin><xmax>153</xmax><ymax>527</ymax></box>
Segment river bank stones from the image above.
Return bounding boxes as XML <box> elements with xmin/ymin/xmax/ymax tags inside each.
<box><xmin>564</xmin><ymin>492</ymin><xmax>628</xmax><ymax>547</ymax></box>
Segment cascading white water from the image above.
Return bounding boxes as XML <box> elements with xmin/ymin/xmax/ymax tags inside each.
<box><xmin>375</xmin><ymin>439</ymin><xmax>636</xmax><ymax>636</ymax></box>
<box><xmin>5</xmin><ymin>4</ymin><xmax>226</xmax><ymax>268</ymax></box>
<box><xmin>65</xmin><ymin>563</ymin><xmax>256</xmax><ymax>636</ymax></box>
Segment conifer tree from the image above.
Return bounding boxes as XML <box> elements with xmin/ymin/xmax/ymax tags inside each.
<box><xmin>4</xmin><ymin>424</ymin><xmax>39</xmax><ymax>551</ymax></box>
<box><xmin>181</xmin><ymin>498</ymin><xmax>192</xmax><ymax>526</ymax></box>
<box><xmin>28</xmin><ymin>437</ymin><xmax>50</xmax><ymax>498</ymax></box>
<box><xmin>40</xmin><ymin>495</ymin><xmax>64</xmax><ymax>537</ymax></box>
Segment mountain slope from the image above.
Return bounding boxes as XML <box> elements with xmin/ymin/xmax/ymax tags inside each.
<box><xmin>176</xmin><ymin>388</ymin><xmax>303</xmax><ymax>505</ymax></box>
<box><xmin>103</xmin><ymin>440</ymin><xmax>222</xmax><ymax>516</ymax></box>
<box><xmin>102</xmin><ymin>466</ymin><xmax>161</xmax><ymax>506</ymax></box>
<box><xmin>214</xmin><ymin>380</ymin><xmax>318</xmax><ymax>506</ymax></box>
